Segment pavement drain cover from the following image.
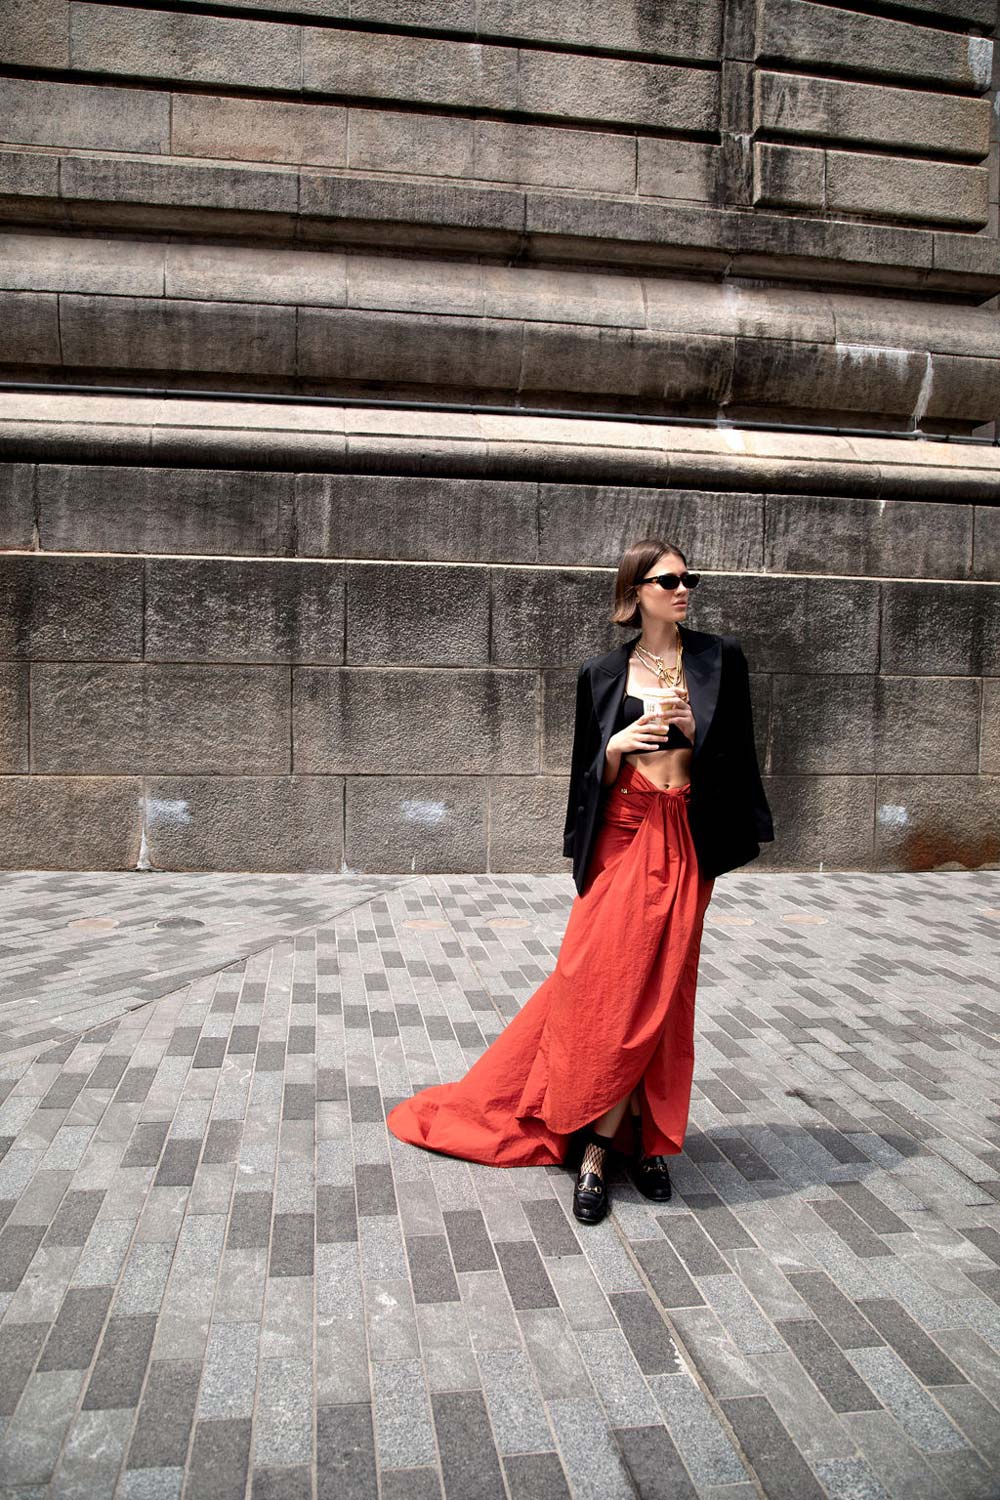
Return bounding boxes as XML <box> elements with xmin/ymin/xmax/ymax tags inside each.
<box><xmin>781</xmin><ymin>913</ymin><xmax>828</xmax><ymax>924</ymax></box>
<box><xmin>67</xmin><ymin>917</ymin><xmax>119</xmax><ymax>932</ymax></box>
<box><xmin>154</xmin><ymin>917</ymin><xmax>206</xmax><ymax>930</ymax></box>
<box><xmin>402</xmin><ymin>919</ymin><xmax>449</xmax><ymax>930</ymax></box>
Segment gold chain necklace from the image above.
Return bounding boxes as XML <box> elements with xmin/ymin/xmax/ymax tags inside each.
<box><xmin>633</xmin><ymin>633</ymin><xmax>684</xmax><ymax>690</ymax></box>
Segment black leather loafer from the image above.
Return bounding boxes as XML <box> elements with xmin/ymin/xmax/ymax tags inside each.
<box><xmin>573</xmin><ymin>1167</ymin><xmax>608</xmax><ymax>1223</ymax></box>
<box><xmin>629</xmin><ymin>1153</ymin><xmax>673</xmax><ymax>1201</ymax></box>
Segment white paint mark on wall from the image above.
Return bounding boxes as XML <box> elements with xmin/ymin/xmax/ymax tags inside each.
<box><xmin>878</xmin><ymin>804</ymin><xmax>909</xmax><ymax>827</ymax></box>
<box><xmin>913</xmin><ymin>353</ymin><xmax>933</xmax><ymax>426</ymax></box>
<box><xmin>146</xmin><ymin>797</ymin><xmax>192</xmax><ymax>825</ymax></box>
<box><xmin>401</xmin><ymin>799</ymin><xmax>447</xmax><ymax>826</ymax></box>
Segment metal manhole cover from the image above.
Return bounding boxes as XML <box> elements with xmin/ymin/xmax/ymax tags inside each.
<box><xmin>154</xmin><ymin>917</ymin><xmax>206</xmax><ymax>931</ymax></box>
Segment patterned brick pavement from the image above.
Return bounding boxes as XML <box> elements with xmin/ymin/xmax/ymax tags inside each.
<box><xmin>1</xmin><ymin>869</ymin><xmax>999</xmax><ymax>1499</ymax></box>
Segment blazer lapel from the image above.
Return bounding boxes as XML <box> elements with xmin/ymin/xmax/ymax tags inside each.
<box><xmin>591</xmin><ymin>625</ymin><xmax>721</xmax><ymax>763</ymax></box>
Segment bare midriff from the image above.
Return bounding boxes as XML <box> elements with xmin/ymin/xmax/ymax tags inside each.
<box><xmin>621</xmin><ymin>670</ymin><xmax>693</xmax><ymax>791</ymax></box>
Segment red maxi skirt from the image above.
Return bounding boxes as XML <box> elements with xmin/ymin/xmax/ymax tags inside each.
<box><xmin>387</xmin><ymin>759</ymin><xmax>716</xmax><ymax>1166</ymax></box>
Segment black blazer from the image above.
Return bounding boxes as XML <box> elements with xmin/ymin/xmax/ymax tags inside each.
<box><xmin>562</xmin><ymin>625</ymin><xmax>774</xmax><ymax>895</ymax></box>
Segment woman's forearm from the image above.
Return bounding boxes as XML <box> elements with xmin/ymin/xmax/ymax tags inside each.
<box><xmin>602</xmin><ymin>741</ymin><xmax>622</xmax><ymax>786</ymax></box>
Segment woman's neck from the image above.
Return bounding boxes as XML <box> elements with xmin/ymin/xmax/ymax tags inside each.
<box><xmin>636</xmin><ymin>622</ymin><xmax>681</xmax><ymax>659</ymax></box>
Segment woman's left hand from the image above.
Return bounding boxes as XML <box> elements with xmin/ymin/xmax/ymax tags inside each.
<box><xmin>664</xmin><ymin>692</ymin><xmax>696</xmax><ymax>744</ymax></box>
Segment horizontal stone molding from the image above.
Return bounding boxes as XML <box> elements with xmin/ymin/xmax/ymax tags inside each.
<box><xmin>753</xmin><ymin>143</ymin><xmax>990</xmax><ymax>230</ymax></box>
<box><xmin>2</xmin><ymin>150</ymin><xmax>998</xmax><ymax>291</ymax></box>
<box><xmin>757</xmin><ymin>0</ymin><xmax>994</xmax><ymax>93</ymax></box>
<box><xmin>2</xmin><ymin>393</ymin><xmax>1000</xmax><ymax>502</ymax></box>
<box><xmin>3</xmin><ymin>249</ymin><xmax>1000</xmax><ymax>419</ymax></box>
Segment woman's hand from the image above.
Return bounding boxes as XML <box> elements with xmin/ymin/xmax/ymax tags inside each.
<box><xmin>611</xmin><ymin>696</ymin><xmax>696</xmax><ymax>753</ymax></box>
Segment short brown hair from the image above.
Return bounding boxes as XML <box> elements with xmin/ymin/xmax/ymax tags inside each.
<box><xmin>610</xmin><ymin>536</ymin><xmax>688</xmax><ymax>629</ymax></box>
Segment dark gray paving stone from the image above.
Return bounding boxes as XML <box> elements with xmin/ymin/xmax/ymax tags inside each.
<box><xmin>83</xmin><ymin>1312</ymin><xmax>157</xmax><ymax>1408</ymax></box>
<box><xmin>282</xmin><ymin>1084</ymin><xmax>316</xmax><ymax>1121</ymax></box>
<box><xmin>854</xmin><ymin>1299</ymin><xmax>969</xmax><ymax>1387</ymax></box>
<box><xmin>406</xmin><ymin>1235</ymin><xmax>459</xmax><ymax>1305</ymax></box>
<box><xmin>432</xmin><ymin>1390</ymin><xmax>505</xmax><ymax>1500</ymax></box>
<box><xmin>286</xmin><ymin>1026</ymin><xmax>316</xmax><ymax>1055</ymax></box>
<box><xmin>252</xmin><ymin>1464</ymin><xmax>315</xmax><ymax>1500</ymax></box>
<box><xmin>127</xmin><ymin>1358</ymin><xmax>200</xmax><ymax>1469</ymax></box>
<box><xmin>257</xmin><ymin>1042</ymin><xmax>286</xmax><ymax>1072</ymax></box>
<box><xmin>632</xmin><ymin>1238</ymin><xmax>705</xmax><ymax>1310</ymax></box>
<box><xmin>187</xmin><ymin>1416</ymin><xmax>253</xmax><ymax>1500</ymax></box>
<box><xmin>613</xmin><ymin>1424</ymin><xmax>699</xmax><ymax>1500</ymax></box>
<box><xmin>44</xmin><ymin>1188</ymin><xmax>105</xmax><ymax>1247</ymax></box>
<box><xmin>809</xmin><ymin>1199</ymin><xmax>894</xmax><ymax>1258</ymax></box>
<box><xmin>521</xmin><ymin>1200</ymin><xmax>579</xmax><ymax>1259</ymax></box>
<box><xmin>269</xmin><ymin>1214</ymin><xmax>314</xmax><ymax>1278</ymax></box>
<box><xmin>317</xmin><ymin>1185</ymin><xmax>358</xmax><ymax>1244</ymax></box>
<box><xmin>38</xmin><ymin>1286</ymin><xmax>113</xmax><ymax>1372</ymax></box>
<box><xmin>349</xmin><ymin>1086</ymin><xmax>384</xmax><ymax>1123</ymax></box>
<box><xmin>203</xmin><ymin>1120</ymin><xmax>243</xmax><ymax>1165</ymax></box>
<box><xmin>0</xmin><ymin>1322</ymin><xmax>48</xmax><ymax>1417</ymax></box>
<box><xmin>316</xmin><ymin>1403</ymin><xmax>377</xmax><ymax>1500</ymax></box>
<box><xmin>121</xmin><ymin>1121</ymin><xmax>170</xmax><ymax>1168</ymax></box>
<box><xmin>355</xmin><ymin>1165</ymin><xmax>396</xmax><ymax>1217</ymax></box>
<box><xmin>228</xmin><ymin>1193</ymin><xmax>273</xmax><ymax>1250</ymax></box>
<box><xmin>832</xmin><ymin>1181</ymin><xmax>911</xmax><ymax>1236</ymax></box>
<box><xmin>193</xmin><ymin>1038</ymin><xmax>226</xmax><ymax>1069</ymax></box>
<box><xmin>154</xmin><ymin>1139</ymin><xmax>201</xmax><ymax>1188</ymax></box>
<box><xmin>495</xmin><ymin>1241</ymin><xmax>558</xmax><ymax>1311</ymax></box>
<box><xmin>0</xmin><ymin>1222</ymin><xmax>47</xmax><ymax>1292</ymax></box>
<box><xmin>609</xmin><ymin>1292</ymin><xmax>681</xmax><ymax>1376</ymax></box>
<box><xmin>655</xmin><ymin>1212</ymin><xmax>731</xmax><ymax>1277</ymax></box>
<box><xmin>227</xmin><ymin>1026</ymin><xmax>260</xmax><ymax>1055</ymax></box>
<box><xmin>316</xmin><ymin>1067</ymin><xmax>347</xmax><ymax>1101</ymax></box>
<box><xmin>720</xmin><ymin>1394</ymin><xmax>828</xmax><ymax>1500</ymax></box>
<box><xmin>379</xmin><ymin>1469</ymin><xmax>443</xmax><ymax>1500</ymax></box>
<box><xmin>166</xmin><ymin>1027</ymin><xmax>202</xmax><ymax>1057</ymax></box>
<box><xmin>115</xmin><ymin>1067</ymin><xmax>157</xmax><ymax>1103</ymax></box>
<box><xmin>776</xmin><ymin>1319</ymin><xmax>883</xmax><ymax>1413</ymax></box>
<box><xmin>443</xmin><ymin>1209</ymin><xmax>498</xmax><ymax>1272</ymax></box>
<box><xmin>786</xmin><ymin>1272</ymin><xmax>886</xmax><ymax>1350</ymax></box>
<box><xmin>680</xmin><ymin>1194</ymin><xmax>756</xmax><ymax>1251</ymax></box>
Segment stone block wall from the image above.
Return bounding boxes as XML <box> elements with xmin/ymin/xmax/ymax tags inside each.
<box><xmin>1</xmin><ymin>0</ymin><xmax>999</xmax><ymax>874</ymax></box>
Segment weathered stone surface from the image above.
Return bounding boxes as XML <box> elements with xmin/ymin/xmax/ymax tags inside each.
<box><xmin>344</xmin><ymin>774</ymin><xmax>486</xmax><ymax>873</ymax></box>
<box><xmin>755</xmin><ymin>72</ymin><xmax>991</xmax><ymax>159</ymax></box>
<box><xmin>475</xmin><ymin>121</ymin><xmax>635</xmax><ymax>194</ymax></box>
<box><xmin>59</xmin><ymin>295</ymin><xmax>296</xmax><ymax>376</ymax></box>
<box><xmin>825</xmin><ymin>152</ymin><xmax>989</xmax><ymax>228</ymax></box>
<box><xmin>517</xmin><ymin>53</ymin><xmax>717</xmax><ymax>132</ymax></box>
<box><xmin>0</xmin><ymin>662</ymin><xmax>28</xmax><ymax>772</ymax></box>
<box><xmin>875</xmin><ymin>675</ymin><xmax>981</xmax><ymax>774</ymax></box>
<box><xmin>297</xmin><ymin>307</ymin><xmax>523</xmax><ymax>388</ymax></box>
<box><xmin>0</xmin><ymin>777</ymin><xmax>143</xmax><ymax>869</ymax></box>
<box><xmin>637</xmin><ymin>140</ymin><xmax>720</xmax><ymax>203</ymax></box>
<box><xmin>764</xmin><ymin>494</ymin><xmax>973</xmax><ymax>581</ymax></box>
<box><xmin>670</xmin><ymin>575</ymin><xmax>881</xmax><ymax>676</ymax></box>
<box><xmin>144</xmin><ymin>777</ymin><xmax>343</xmax><ymax>871</ymax></box>
<box><xmin>974</xmin><ymin>506</ymin><xmax>1000</xmax><ymax>581</ymax></box>
<box><xmin>69</xmin><ymin>4</ymin><xmax>302</xmax><ymax>89</ymax></box>
<box><xmin>302</xmin><ymin>27</ymin><xmax>516</xmax><ymax>109</ymax></box>
<box><xmin>757</xmin><ymin>0</ymin><xmax>994</xmax><ymax>92</ymax></box>
<box><xmin>768</xmin><ymin>674</ymin><xmax>876</xmax><ymax>774</ymax></box>
<box><xmin>881</xmin><ymin>581</ymin><xmax>1000</xmax><ymax>676</ymax></box>
<box><xmin>874</xmin><ymin>775</ymin><xmax>1000</xmax><ymax>869</ymax></box>
<box><xmin>753</xmin><ymin>143</ymin><xmax>824</xmax><ymax>211</ymax></box>
<box><xmin>0</xmin><ymin>556</ymin><xmax>143</xmax><ymax>661</ymax></box>
<box><xmin>144</xmin><ymin>560</ymin><xmax>345</xmax><ymax>665</ymax></box>
<box><xmin>0</xmin><ymin>462</ymin><xmax>34</xmax><ymax>548</ymax></box>
<box><xmin>36</xmin><ymin>465</ymin><xmax>295</xmax><ymax>557</ymax></box>
<box><xmin>343</xmin><ymin>563</ymin><xmax>488</xmax><ymax>665</ymax></box>
<box><xmin>0</xmin><ymin>291</ymin><xmax>60</xmax><ymax>364</ymax></box>
<box><xmin>59</xmin><ymin>155</ymin><xmax>298</xmax><ymax>215</ymax></box>
<box><xmin>490</xmin><ymin>568</ymin><xmax>626</xmax><ymax>668</ymax></box>
<box><xmin>30</xmin><ymin>663</ymin><xmax>291</xmax><ymax>775</ymax></box>
<box><xmin>761</xmin><ymin>776</ymin><xmax>875</xmax><ymax>869</ymax></box>
<box><xmin>0</xmin><ymin>233</ymin><xmax>163</xmax><ymax>297</ymax></box>
<box><xmin>294</xmin><ymin>474</ymin><xmax>537</xmax><ymax>563</ymax></box>
<box><xmin>292</xmin><ymin>668</ymin><xmax>537</xmax><ymax>774</ymax></box>
<box><xmin>172</xmin><ymin>93</ymin><xmax>347</xmax><ymax>168</ymax></box>
<box><xmin>538</xmin><ymin>485</ymin><xmax>763</xmax><ymax>571</ymax></box>
<box><xmin>165</xmin><ymin>243</ymin><xmax>347</xmax><ymax>308</ymax></box>
<box><xmin>982</xmin><ymin>679</ymin><xmax>1000</xmax><ymax>773</ymax></box>
<box><xmin>478</xmin><ymin>0</ymin><xmax>723</xmax><ymax>58</ymax></box>
<box><xmin>0</xmin><ymin>0</ymin><xmax>68</xmax><ymax>67</ymax></box>
<box><xmin>488</xmin><ymin>775</ymin><xmax>568</xmax><ymax>873</ymax></box>
<box><xmin>349</xmin><ymin>107</ymin><xmax>473</xmax><ymax>179</ymax></box>
<box><xmin>1</xmin><ymin>78</ymin><xmax>170</xmax><ymax>154</ymax></box>
<box><xmin>0</xmin><ymin>148</ymin><xmax>59</xmax><ymax>199</ymax></box>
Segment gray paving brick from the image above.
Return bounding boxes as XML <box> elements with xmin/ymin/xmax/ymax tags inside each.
<box><xmin>521</xmin><ymin>1198</ymin><xmax>579</xmax><ymax>1259</ymax></box>
<box><xmin>612</xmin><ymin>1424</ymin><xmax>698</xmax><ymax>1500</ymax></box>
<box><xmin>443</xmin><ymin>1208</ymin><xmax>498</xmax><ymax>1272</ymax></box>
<box><xmin>154</xmin><ymin>1139</ymin><xmax>201</xmax><ymax>1188</ymax></box>
<box><xmin>632</xmin><ymin>1237</ymin><xmax>705</xmax><ymax>1310</ymax></box>
<box><xmin>355</xmin><ymin>1164</ymin><xmax>396</xmax><ymax>1217</ymax></box>
<box><xmin>0</xmin><ymin>1221</ymin><xmax>47</xmax><ymax>1292</ymax></box>
<box><xmin>84</xmin><ymin>1311</ymin><xmax>157</xmax><ymax>1408</ymax></box>
<box><xmin>127</xmin><ymin>1359</ymin><xmax>201</xmax><ymax>1470</ymax></box>
<box><xmin>186</xmin><ymin>1417</ymin><xmax>252</xmax><ymax>1500</ymax></box>
<box><xmin>407</xmin><ymin>1234</ymin><xmax>460</xmax><ymax>1304</ymax></box>
<box><xmin>0</xmin><ymin>1320</ymin><xmax>48</xmax><ymax>1416</ymax></box>
<box><xmin>495</xmin><ymin>1239</ymin><xmax>558</xmax><ymax>1310</ymax></box>
<box><xmin>228</xmin><ymin>1192</ymin><xmax>273</xmax><ymax>1250</ymax></box>
<box><xmin>785</xmin><ymin>1270</ymin><xmax>887</xmax><ymax>1349</ymax></box>
<box><xmin>853</xmin><ymin>1298</ymin><xmax>968</xmax><ymax>1386</ymax></box>
<box><xmin>316</xmin><ymin>1403</ymin><xmax>376</xmax><ymax>1500</ymax></box>
<box><xmin>719</xmin><ymin>1394</ymin><xmax>827</xmax><ymax>1500</ymax></box>
<box><xmin>269</xmin><ymin>1213</ymin><xmax>314</xmax><ymax>1278</ymax></box>
<box><xmin>776</xmin><ymin>1318</ymin><xmax>883</xmax><ymax>1412</ymax></box>
<box><xmin>432</xmin><ymin>1389</ymin><xmax>506</xmax><ymax>1500</ymax></box>
<box><xmin>37</xmin><ymin>1285</ymin><xmax>113</xmax><ymax>1372</ymax></box>
<box><xmin>609</xmin><ymin>1292</ymin><xmax>684</xmax><ymax>1376</ymax></box>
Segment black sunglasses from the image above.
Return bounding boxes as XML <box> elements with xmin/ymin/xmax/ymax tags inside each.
<box><xmin>636</xmin><ymin>571</ymin><xmax>700</xmax><ymax>591</ymax></box>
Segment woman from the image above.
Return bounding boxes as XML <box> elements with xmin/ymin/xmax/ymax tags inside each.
<box><xmin>387</xmin><ymin>537</ymin><xmax>774</xmax><ymax>1224</ymax></box>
